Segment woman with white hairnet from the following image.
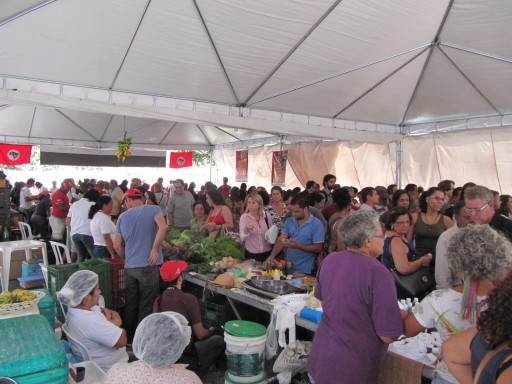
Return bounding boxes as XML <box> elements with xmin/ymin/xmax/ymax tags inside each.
<box><xmin>57</xmin><ymin>270</ymin><xmax>128</xmax><ymax>372</ymax></box>
<box><xmin>101</xmin><ymin>312</ymin><xmax>202</xmax><ymax>384</ymax></box>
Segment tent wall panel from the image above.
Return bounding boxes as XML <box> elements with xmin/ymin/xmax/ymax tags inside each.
<box><xmin>402</xmin><ymin>127</ymin><xmax>512</xmax><ymax>193</ymax></box>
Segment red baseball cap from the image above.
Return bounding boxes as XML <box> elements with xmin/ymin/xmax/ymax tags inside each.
<box><xmin>61</xmin><ymin>181</ymin><xmax>73</xmax><ymax>188</ymax></box>
<box><xmin>160</xmin><ymin>260</ymin><xmax>188</xmax><ymax>282</ymax></box>
<box><xmin>125</xmin><ymin>188</ymin><xmax>143</xmax><ymax>198</ymax></box>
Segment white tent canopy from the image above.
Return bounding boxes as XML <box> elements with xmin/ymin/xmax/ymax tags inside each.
<box><xmin>0</xmin><ymin>0</ymin><xmax>511</xmax><ymax>190</ymax></box>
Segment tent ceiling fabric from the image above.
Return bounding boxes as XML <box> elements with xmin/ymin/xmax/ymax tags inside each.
<box><xmin>0</xmin><ymin>0</ymin><xmax>511</xmax><ymax>153</ymax></box>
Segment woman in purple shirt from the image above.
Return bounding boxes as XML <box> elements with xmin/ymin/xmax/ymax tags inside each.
<box><xmin>308</xmin><ymin>210</ymin><xmax>404</xmax><ymax>384</ymax></box>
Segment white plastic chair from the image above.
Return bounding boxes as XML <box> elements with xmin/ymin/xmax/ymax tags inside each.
<box><xmin>39</xmin><ymin>263</ymin><xmax>48</xmax><ymax>289</ymax></box>
<box><xmin>62</xmin><ymin>323</ymin><xmax>91</xmax><ymax>362</ymax></box>
<box><xmin>18</xmin><ymin>222</ymin><xmax>33</xmax><ymax>240</ymax></box>
<box><xmin>49</xmin><ymin>241</ymin><xmax>72</xmax><ymax>265</ymax></box>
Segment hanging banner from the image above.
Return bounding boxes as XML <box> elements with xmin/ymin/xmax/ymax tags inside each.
<box><xmin>235</xmin><ymin>150</ymin><xmax>248</xmax><ymax>182</ymax></box>
<box><xmin>0</xmin><ymin>143</ymin><xmax>32</xmax><ymax>166</ymax></box>
<box><xmin>271</xmin><ymin>150</ymin><xmax>287</xmax><ymax>185</ymax></box>
<box><xmin>169</xmin><ymin>151</ymin><xmax>193</xmax><ymax>168</ymax></box>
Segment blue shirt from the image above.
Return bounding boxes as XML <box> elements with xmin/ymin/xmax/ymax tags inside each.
<box><xmin>381</xmin><ymin>236</ymin><xmax>417</xmax><ymax>269</ymax></box>
<box><xmin>116</xmin><ymin>205</ymin><xmax>163</xmax><ymax>268</ymax></box>
<box><xmin>283</xmin><ymin>213</ymin><xmax>325</xmax><ymax>274</ymax></box>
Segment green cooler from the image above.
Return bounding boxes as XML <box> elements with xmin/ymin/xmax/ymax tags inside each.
<box><xmin>35</xmin><ymin>288</ymin><xmax>56</xmax><ymax>330</ymax></box>
<box><xmin>0</xmin><ymin>314</ymin><xmax>68</xmax><ymax>383</ymax></box>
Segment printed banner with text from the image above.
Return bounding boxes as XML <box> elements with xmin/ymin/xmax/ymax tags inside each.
<box><xmin>271</xmin><ymin>150</ymin><xmax>287</xmax><ymax>185</ymax></box>
<box><xmin>235</xmin><ymin>150</ymin><xmax>248</xmax><ymax>182</ymax></box>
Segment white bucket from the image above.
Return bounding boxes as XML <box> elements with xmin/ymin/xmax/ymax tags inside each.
<box><xmin>224</xmin><ymin>332</ymin><xmax>267</xmax><ymax>383</ymax></box>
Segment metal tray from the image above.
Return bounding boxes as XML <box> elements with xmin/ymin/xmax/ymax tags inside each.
<box><xmin>242</xmin><ymin>279</ymin><xmax>306</xmax><ymax>298</ymax></box>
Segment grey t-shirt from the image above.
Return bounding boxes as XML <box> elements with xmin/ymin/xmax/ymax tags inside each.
<box><xmin>167</xmin><ymin>191</ymin><xmax>195</xmax><ymax>227</ymax></box>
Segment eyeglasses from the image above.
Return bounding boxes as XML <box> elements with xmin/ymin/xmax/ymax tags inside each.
<box><xmin>429</xmin><ymin>196</ymin><xmax>445</xmax><ymax>202</ymax></box>
<box><xmin>463</xmin><ymin>203</ymin><xmax>489</xmax><ymax>213</ymax></box>
<box><xmin>372</xmin><ymin>234</ymin><xmax>385</xmax><ymax>239</ymax></box>
<box><xmin>395</xmin><ymin>220</ymin><xmax>412</xmax><ymax>225</ymax></box>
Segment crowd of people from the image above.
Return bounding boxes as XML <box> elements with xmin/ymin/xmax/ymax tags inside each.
<box><xmin>4</xmin><ymin>172</ymin><xmax>512</xmax><ymax>383</ymax></box>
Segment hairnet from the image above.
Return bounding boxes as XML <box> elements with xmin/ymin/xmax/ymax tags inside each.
<box><xmin>132</xmin><ymin>312</ymin><xmax>192</xmax><ymax>369</ymax></box>
<box><xmin>56</xmin><ymin>270</ymin><xmax>99</xmax><ymax>307</ymax></box>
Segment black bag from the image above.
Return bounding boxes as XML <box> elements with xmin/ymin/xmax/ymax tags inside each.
<box><xmin>390</xmin><ymin>267</ymin><xmax>435</xmax><ymax>298</ymax></box>
<box><xmin>388</xmin><ymin>236</ymin><xmax>435</xmax><ymax>297</ymax></box>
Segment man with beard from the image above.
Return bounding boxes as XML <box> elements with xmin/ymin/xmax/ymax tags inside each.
<box><xmin>321</xmin><ymin>174</ymin><xmax>336</xmax><ymax>204</ymax></box>
<box><xmin>266</xmin><ymin>196</ymin><xmax>324</xmax><ymax>275</ymax></box>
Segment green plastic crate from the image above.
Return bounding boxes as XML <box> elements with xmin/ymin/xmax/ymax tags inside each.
<box><xmin>47</xmin><ymin>263</ymin><xmax>79</xmax><ymax>300</ymax></box>
<box><xmin>48</xmin><ymin>260</ymin><xmax>112</xmax><ymax>321</ymax></box>
<box><xmin>79</xmin><ymin>259</ymin><xmax>111</xmax><ymax>308</ymax></box>
<box><xmin>200</xmin><ymin>295</ymin><xmax>235</xmax><ymax>330</ymax></box>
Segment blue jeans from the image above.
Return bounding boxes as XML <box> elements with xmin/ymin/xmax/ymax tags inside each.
<box><xmin>93</xmin><ymin>245</ymin><xmax>110</xmax><ymax>259</ymax></box>
<box><xmin>72</xmin><ymin>234</ymin><xmax>94</xmax><ymax>262</ymax></box>
<box><xmin>124</xmin><ymin>265</ymin><xmax>161</xmax><ymax>341</ymax></box>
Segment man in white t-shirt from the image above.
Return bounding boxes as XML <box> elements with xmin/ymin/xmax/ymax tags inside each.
<box><xmin>435</xmin><ymin>200</ymin><xmax>471</xmax><ymax>289</ymax></box>
<box><xmin>67</xmin><ymin>189</ymin><xmax>99</xmax><ymax>262</ymax></box>
<box><xmin>19</xmin><ymin>178</ymin><xmax>38</xmax><ymax>220</ymax></box>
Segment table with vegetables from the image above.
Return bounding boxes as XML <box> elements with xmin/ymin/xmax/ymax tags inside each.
<box><xmin>163</xmin><ymin>226</ymin><xmax>320</xmax><ymax>332</ymax></box>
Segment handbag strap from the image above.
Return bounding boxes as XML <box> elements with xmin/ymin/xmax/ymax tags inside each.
<box><xmin>387</xmin><ymin>235</ymin><xmax>417</xmax><ymax>269</ymax></box>
<box><xmin>264</xmin><ymin>211</ymin><xmax>271</xmax><ymax>229</ymax></box>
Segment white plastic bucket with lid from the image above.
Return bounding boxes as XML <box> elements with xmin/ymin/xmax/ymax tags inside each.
<box><xmin>224</xmin><ymin>320</ymin><xmax>267</xmax><ymax>384</ymax></box>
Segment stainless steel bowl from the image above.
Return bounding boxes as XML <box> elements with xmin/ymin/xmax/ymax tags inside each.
<box><xmin>262</xmin><ymin>280</ymin><xmax>289</xmax><ymax>294</ymax></box>
<box><xmin>251</xmin><ymin>275</ymin><xmax>272</xmax><ymax>287</ymax></box>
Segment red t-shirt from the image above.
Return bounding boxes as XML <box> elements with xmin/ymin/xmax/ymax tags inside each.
<box><xmin>51</xmin><ymin>189</ymin><xmax>70</xmax><ymax>218</ymax></box>
<box><xmin>218</xmin><ymin>184</ymin><xmax>231</xmax><ymax>200</ymax></box>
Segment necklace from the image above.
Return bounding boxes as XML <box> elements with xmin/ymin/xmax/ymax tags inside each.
<box><xmin>424</xmin><ymin>212</ymin><xmax>439</xmax><ymax>226</ymax></box>
<box><xmin>423</xmin><ymin>212</ymin><xmax>439</xmax><ymax>232</ymax></box>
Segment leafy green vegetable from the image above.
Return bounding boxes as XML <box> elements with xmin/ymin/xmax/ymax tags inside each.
<box><xmin>215</xmin><ymin>236</ymin><xmax>243</xmax><ymax>260</ymax></box>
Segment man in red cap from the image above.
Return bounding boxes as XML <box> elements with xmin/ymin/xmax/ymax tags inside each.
<box><xmin>114</xmin><ymin>187</ymin><xmax>167</xmax><ymax>342</ymax></box>
<box><xmin>154</xmin><ymin>260</ymin><xmax>225</xmax><ymax>375</ymax></box>
<box><xmin>49</xmin><ymin>179</ymin><xmax>72</xmax><ymax>241</ymax></box>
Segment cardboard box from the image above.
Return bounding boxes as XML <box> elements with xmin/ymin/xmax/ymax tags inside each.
<box><xmin>0</xmin><ymin>249</ymin><xmax>43</xmax><ymax>280</ymax></box>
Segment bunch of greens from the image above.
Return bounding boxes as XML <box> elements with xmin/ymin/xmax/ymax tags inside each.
<box><xmin>189</xmin><ymin>237</ymin><xmax>217</xmax><ymax>262</ymax></box>
<box><xmin>215</xmin><ymin>236</ymin><xmax>243</xmax><ymax>259</ymax></box>
<box><xmin>172</xmin><ymin>229</ymin><xmax>196</xmax><ymax>247</ymax></box>
<box><xmin>163</xmin><ymin>225</ymin><xmax>243</xmax><ymax>274</ymax></box>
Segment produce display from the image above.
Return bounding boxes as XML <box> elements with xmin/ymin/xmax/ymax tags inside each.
<box><xmin>0</xmin><ymin>289</ymin><xmax>37</xmax><ymax>305</ymax></box>
<box><xmin>164</xmin><ymin>226</ymin><xmax>244</xmax><ymax>275</ymax></box>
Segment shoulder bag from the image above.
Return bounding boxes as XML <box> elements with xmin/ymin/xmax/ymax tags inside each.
<box><xmin>388</xmin><ymin>236</ymin><xmax>435</xmax><ymax>297</ymax></box>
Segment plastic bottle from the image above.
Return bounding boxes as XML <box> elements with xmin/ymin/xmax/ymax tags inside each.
<box><xmin>300</xmin><ymin>307</ymin><xmax>323</xmax><ymax>323</ymax></box>
<box><xmin>286</xmin><ymin>261</ymin><xmax>293</xmax><ymax>276</ymax></box>
<box><xmin>273</xmin><ymin>269</ymin><xmax>280</xmax><ymax>280</ymax></box>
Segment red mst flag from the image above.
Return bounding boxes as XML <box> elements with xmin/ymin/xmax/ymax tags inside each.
<box><xmin>169</xmin><ymin>151</ymin><xmax>193</xmax><ymax>168</ymax></box>
<box><xmin>0</xmin><ymin>143</ymin><xmax>32</xmax><ymax>165</ymax></box>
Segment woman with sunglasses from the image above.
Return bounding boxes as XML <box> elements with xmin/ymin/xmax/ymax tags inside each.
<box><xmin>382</xmin><ymin>207</ymin><xmax>432</xmax><ymax>298</ymax></box>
